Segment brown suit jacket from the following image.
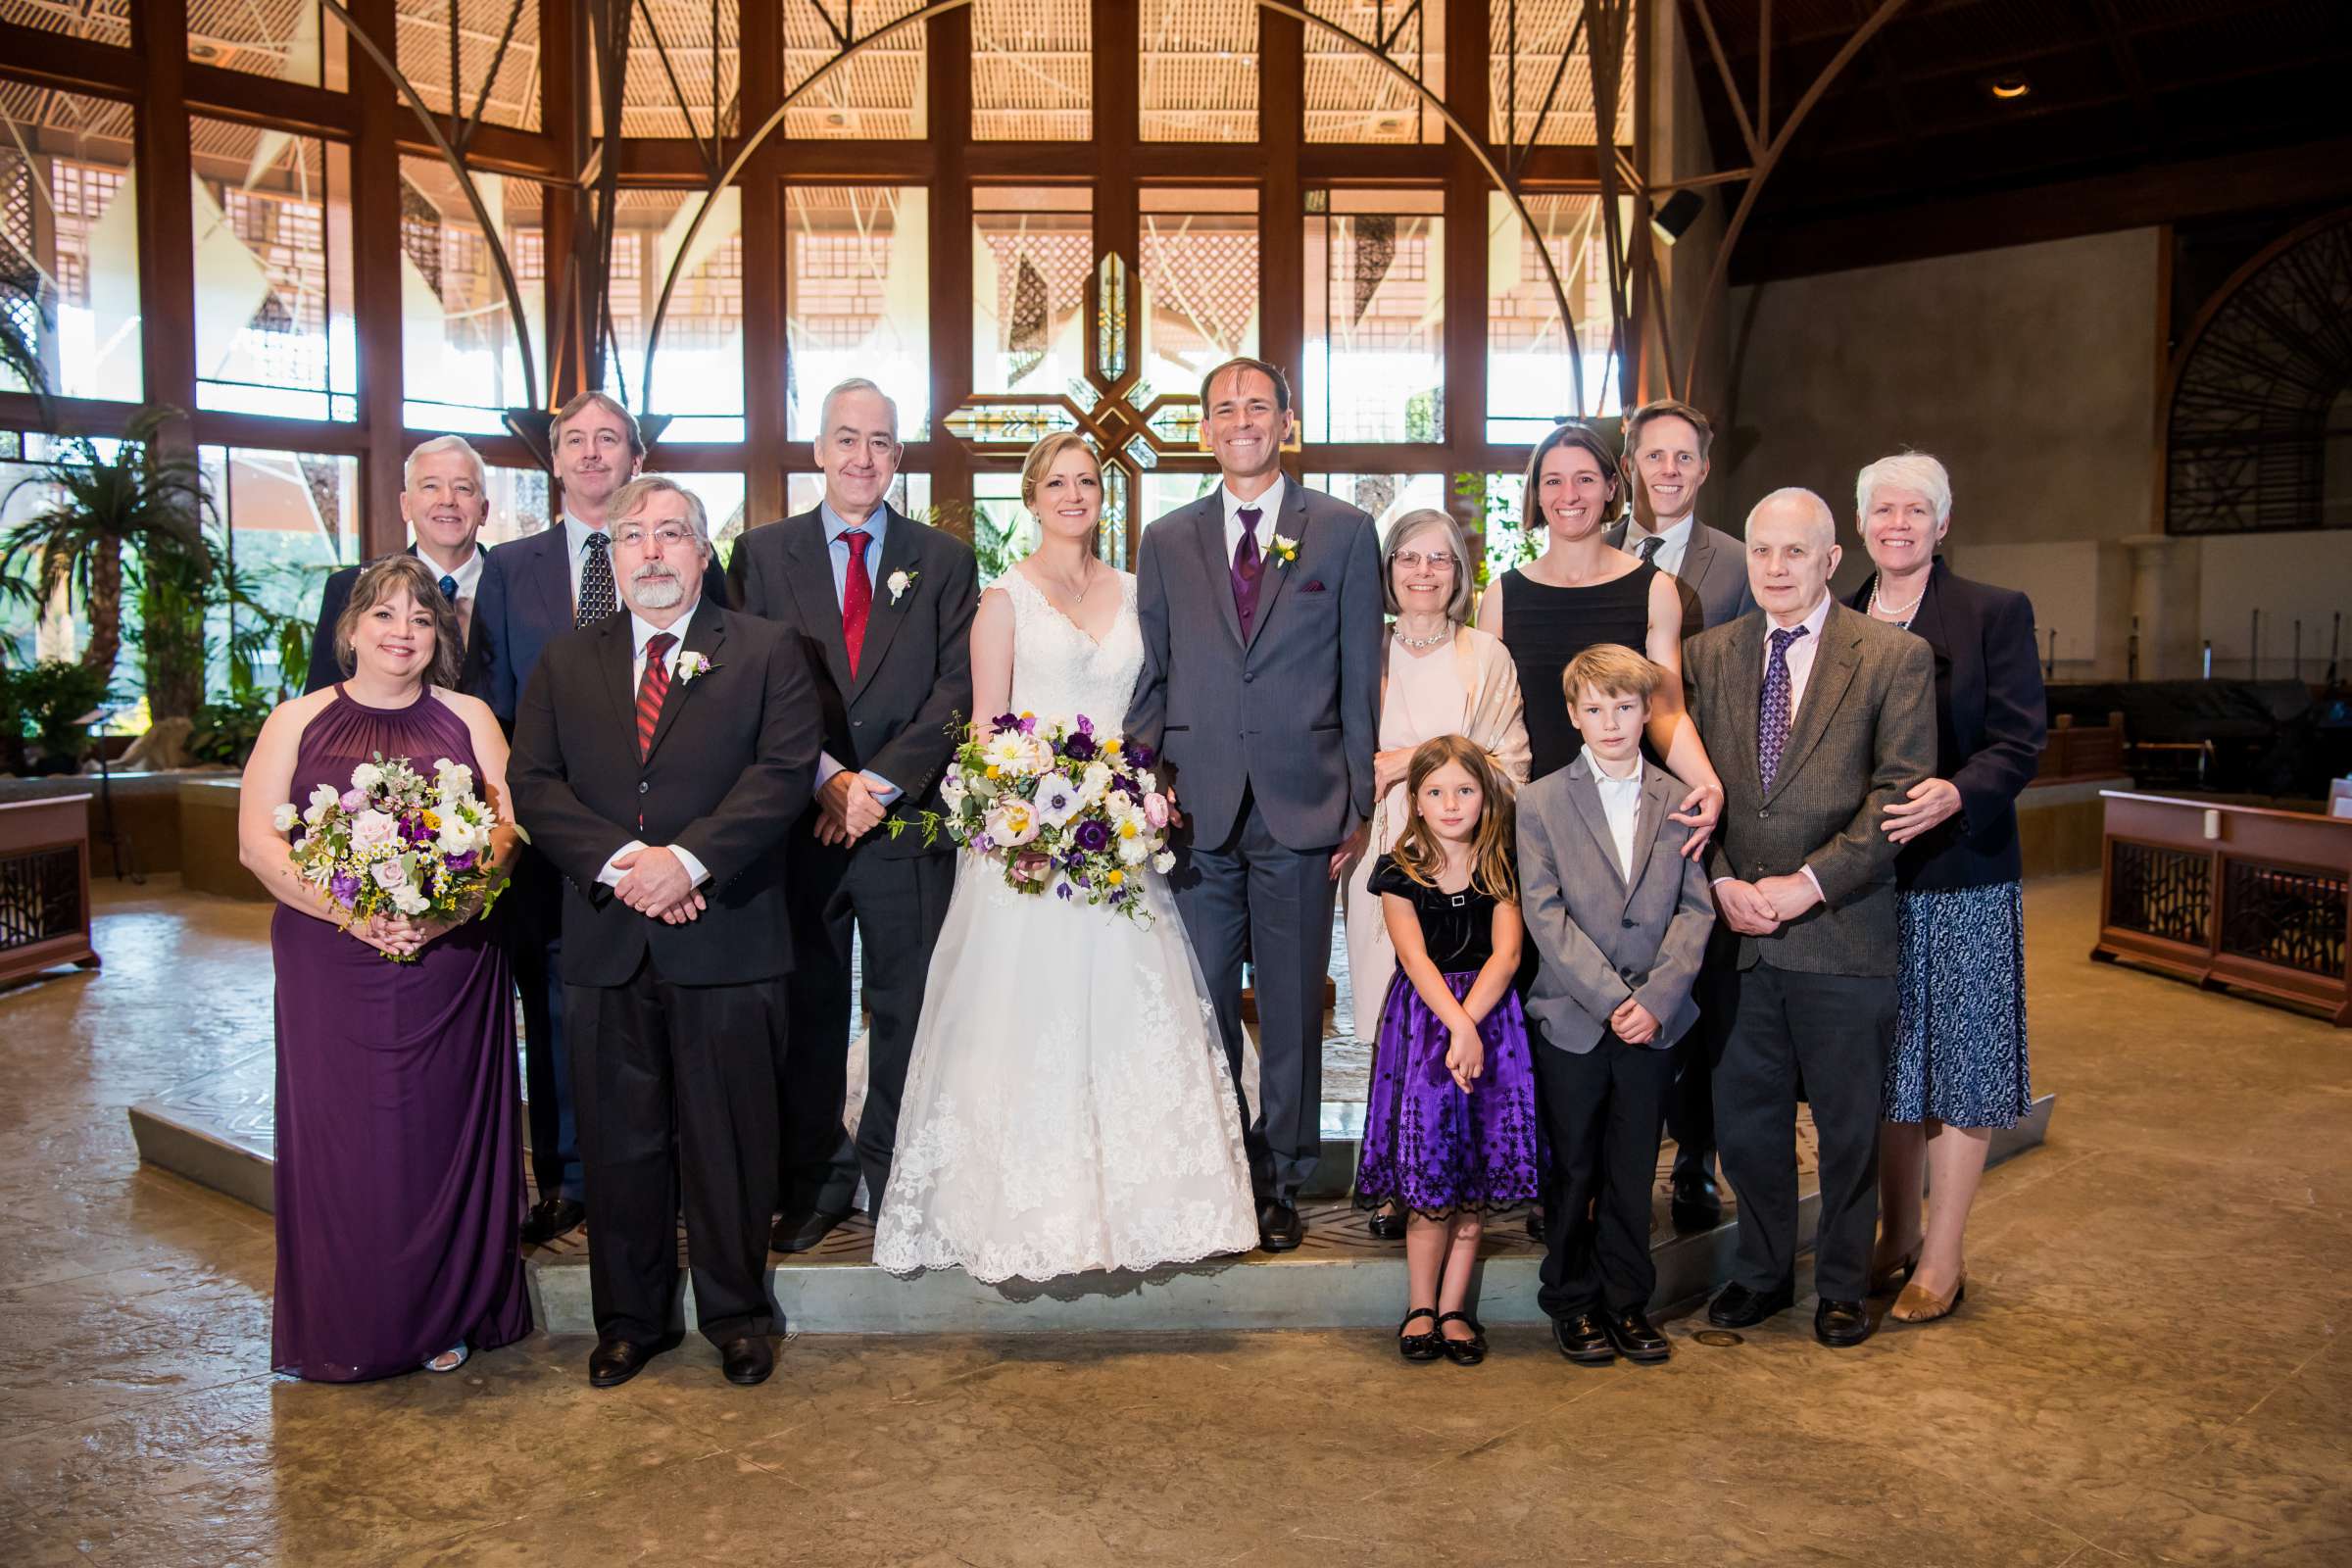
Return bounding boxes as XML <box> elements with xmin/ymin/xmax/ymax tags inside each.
<box><xmin>1686</xmin><ymin>599</ymin><xmax>1936</xmax><ymax>977</ymax></box>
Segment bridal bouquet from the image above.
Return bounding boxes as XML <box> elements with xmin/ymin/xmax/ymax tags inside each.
<box><xmin>273</xmin><ymin>753</ymin><xmax>509</xmax><ymax>961</ymax></box>
<box><xmin>890</xmin><ymin>711</ymin><xmax>1176</xmax><ymax>926</ymax></box>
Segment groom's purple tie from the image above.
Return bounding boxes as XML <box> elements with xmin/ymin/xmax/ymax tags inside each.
<box><xmin>1231</xmin><ymin>506</ymin><xmax>1264</xmax><ymax>638</ymax></box>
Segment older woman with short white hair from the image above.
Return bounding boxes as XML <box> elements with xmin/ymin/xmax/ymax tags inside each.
<box><xmin>1336</xmin><ymin>508</ymin><xmax>1531</xmax><ymax>1238</ymax></box>
<box><xmin>1846</xmin><ymin>452</ymin><xmax>2046</xmax><ymax>1325</ymax></box>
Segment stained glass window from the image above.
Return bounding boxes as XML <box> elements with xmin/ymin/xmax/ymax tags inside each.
<box><xmin>972</xmin><ymin>187</ymin><xmax>1092</xmax><ymax>397</ymax></box>
<box><xmin>1303</xmin><ymin>189</ymin><xmax>1446</xmax><ymax>443</ymax></box>
<box><xmin>191</xmin><ymin>120</ymin><xmax>356</xmax><ymax>422</ymax></box>
<box><xmin>785</xmin><ymin>186</ymin><xmax>930</xmax><ymax>439</ymax></box>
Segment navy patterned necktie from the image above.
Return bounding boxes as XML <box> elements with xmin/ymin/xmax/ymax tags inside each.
<box><xmin>1758</xmin><ymin>624</ymin><xmax>1809</xmax><ymax>793</ymax></box>
<box><xmin>577</xmin><ymin>531</ymin><xmax>615</xmax><ymax>626</ymax></box>
<box><xmin>1635</xmin><ymin>535</ymin><xmax>1663</xmax><ymax>565</ymax></box>
<box><xmin>437</xmin><ymin>572</ymin><xmax>459</xmax><ymax>601</ymax></box>
<box><xmin>1231</xmin><ymin>505</ymin><xmax>1264</xmax><ymax>638</ymax></box>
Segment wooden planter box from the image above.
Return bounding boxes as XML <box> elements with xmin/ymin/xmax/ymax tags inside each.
<box><xmin>0</xmin><ymin>797</ymin><xmax>100</xmax><ymax>985</ymax></box>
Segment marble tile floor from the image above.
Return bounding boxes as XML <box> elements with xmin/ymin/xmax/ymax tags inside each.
<box><xmin>1</xmin><ymin>873</ymin><xmax>2347</xmax><ymax>1565</ymax></box>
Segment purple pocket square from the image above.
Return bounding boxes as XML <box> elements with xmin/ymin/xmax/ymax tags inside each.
<box><xmin>1298</xmin><ymin>580</ymin><xmax>1327</xmax><ymax>593</ymax></box>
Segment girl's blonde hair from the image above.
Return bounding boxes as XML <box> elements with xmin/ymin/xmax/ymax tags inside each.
<box><xmin>1389</xmin><ymin>734</ymin><xmax>1518</xmax><ymax>905</ymax></box>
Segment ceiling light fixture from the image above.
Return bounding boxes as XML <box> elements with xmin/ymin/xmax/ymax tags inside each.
<box><xmin>1990</xmin><ymin>75</ymin><xmax>2031</xmax><ymax>100</ymax></box>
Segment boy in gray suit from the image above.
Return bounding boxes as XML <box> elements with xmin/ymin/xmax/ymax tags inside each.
<box><xmin>1518</xmin><ymin>645</ymin><xmax>1716</xmax><ymax>1366</ymax></box>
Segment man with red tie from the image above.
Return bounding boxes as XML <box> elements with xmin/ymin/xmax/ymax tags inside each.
<box><xmin>725</xmin><ymin>378</ymin><xmax>978</xmax><ymax>1251</ymax></box>
<box><xmin>509</xmin><ymin>476</ymin><xmax>822</xmax><ymax>1388</ymax></box>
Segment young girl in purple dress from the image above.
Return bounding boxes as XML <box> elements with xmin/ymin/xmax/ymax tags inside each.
<box><xmin>1355</xmin><ymin>735</ymin><xmax>1543</xmax><ymax>1366</ymax></box>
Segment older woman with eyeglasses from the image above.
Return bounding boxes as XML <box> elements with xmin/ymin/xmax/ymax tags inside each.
<box><xmin>1335</xmin><ymin>508</ymin><xmax>1531</xmax><ymax>1239</ymax></box>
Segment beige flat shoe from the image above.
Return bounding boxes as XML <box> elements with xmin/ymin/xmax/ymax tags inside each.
<box><xmin>1889</xmin><ymin>1274</ymin><xmax>1966</xmax><ymax>1323</ymax></box>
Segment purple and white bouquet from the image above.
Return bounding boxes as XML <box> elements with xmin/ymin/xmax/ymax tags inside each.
<box><xmin>273</xmin><ymin>753</ymin><xmax>509</xmax><ymax>961</ymax></box>
<box><xmin>889</xmin><ymin>711</ymin><xmax>1176</xmax><ymax>925</ymax></box>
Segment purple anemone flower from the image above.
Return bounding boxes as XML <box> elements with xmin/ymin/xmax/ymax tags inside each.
<box><xmin>1127</xmin><ymin>742</ymin><xmax>1155</xmax><ymax>770</ymax></box>
<box><xmin>991</xmin><ymin>712</ymin><xmax>1022</xmax><ymax>734</ymax></box>
<box><xmin>1062</xmin><ymin>731</ymin><xmax>1097</xmax><ymax>763</ymax></box>
<box><xmin>1073</xmin><ymin>818</ymin><xmax>1110</xmax><ymax>854</ymax></box>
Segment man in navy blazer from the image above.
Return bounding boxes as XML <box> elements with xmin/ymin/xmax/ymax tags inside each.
<box><xmin>474</xmin><ymin>390</ymin><xmax>704</xmax><ymax>1245</ymax></box>
<box><xmin>1608</xmin><ymin>398</ymin><xmax>1757</xmax><ymax>1234</ymax></box>
<box><xmin>302</xmin><ymin>435</ymin><xmax>495</xmax><ymax>697</ymax></box>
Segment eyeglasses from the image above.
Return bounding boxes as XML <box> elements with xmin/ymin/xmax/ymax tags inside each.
<box><xmin>1393</xmin><ymin>551</ymin><xmax>1457</xmax><ymax>572</ymax></box>
<box><xmin>612</xmin><ymin>523</ymin><xmax>697</xmax><ymax>550</ymax></box>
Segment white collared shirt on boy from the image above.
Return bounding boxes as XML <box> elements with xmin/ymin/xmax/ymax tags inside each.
<box><xmin>1581</xmin><ymin>744</ymin><xmax>1644</xmax><ymax>881</ymax></box>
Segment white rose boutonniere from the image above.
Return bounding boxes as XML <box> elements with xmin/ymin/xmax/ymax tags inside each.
<box><xmin>674</xmin><ymin>651</ymin><xmax>714</xmax><ymax>684</ymax></box>
<box><xmin>1269</xmin><ymin>534</ymin><xmax>1299</xmax><ymax>569</ymax></box>
<box><xmin>887</xmin><ymin>568</ymin><xmax>918</xmax><ymax>606</ymax></box>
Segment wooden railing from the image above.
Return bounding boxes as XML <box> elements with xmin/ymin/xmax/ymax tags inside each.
<box><xmin>2035</xmin><ymin>713</ymin><xmax>2127</xmax><ymax>785</ymax></box>
<box><xmin>0</xmin><ymin>797</ymin><xmax>100</xmax><ymax>986</ymax></box>
<box><xmin>2093</xmin><ymin>791</ymin><xmax>2350</xmax><ymax>1026</ymax></box>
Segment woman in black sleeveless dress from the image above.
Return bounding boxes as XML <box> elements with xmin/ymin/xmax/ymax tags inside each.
<box><xmin>1477</xmin><ymin>421</ymin><xmax>1725</xmax><ymax>811</ymax></box>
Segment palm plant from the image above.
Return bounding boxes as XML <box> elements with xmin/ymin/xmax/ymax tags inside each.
<box><xmin>0</xmin><ymin>407</ymin><xmax>213</xmax><ymax>690</ymax></box>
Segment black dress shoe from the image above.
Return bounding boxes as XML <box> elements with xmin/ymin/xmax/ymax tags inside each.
<box><xmin>521</xmin><ymin>1196</ymin><xmax>585</xmax><ymax>1246</ymax></box>
<box><xmin>1364</xmin><ymin>1206</ymin><xmax>1407</xmax><ymax>1242</ymax></box>
<box><xmin>770</xmin><ymin>1206</ymin><xmax>850</xmax><ymax>1254</ymax></box>
<box><xmin>1396</xmin><ymin>1306</ymin><xmax>1444</xmax><ymax>1362</ymax></box>
<box><xmin>1524</xmin><ymin>1204</ymin><xmax>1547</xmax><ymax>1243</ymax></box>
<box><xmin>719</xmin><ymin>1335</ymin><xmax>774</xmax><ymax>1386</ymax></box>
<box><xmin>1257</xmin><ymin>1200</ymin><xmax>1303</xmax><ymax>1252</ymax></box>
<box><xmin>1552</xmin><ymin>1311</ymin><xmax>1617</xmax><ymax>1365</ymax></box>
<box><xmin>1602</xmin><ymin>1307</ymin><xmax>1672</xmax><ymax>1363</ymax></box>
<box><xmin>1815</xmin><ymin>1298</ymin><xmax>1873</xmax><ymax>1348</ymax></box>
<box><xmin>1669</xmin><ymin>1172</ymin><xmax>1722</xmax><ymax>1234</ymax></box>
<box><xmin>1706</xmin><ymin>1280</ymin><xmax>1795</xmax><ymax>1329</ymax></box>
<box><xmin>588</xmin><ymin>1337</ymin><xmax>661</xmax><ymax>1389</ymax></box>
<box><xmin>1437</xmin><ymin>1311</ymin><xmax>1487</xmax><ymax>1366</ymax></box>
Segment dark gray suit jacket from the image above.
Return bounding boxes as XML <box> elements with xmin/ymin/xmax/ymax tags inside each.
<box><xmin>723</xmin><ymin>506</ymin><xmax>978</xmax><ymax>857</ymax></box>
<box><xmin>1126</xmin><ymin>481</ymin><xmax>1384</xmax><ymax>851</ymax></box>
<box><xmin>1686</xmin><ymin>600</ymin><xmax>1936</xmax><ymax>977</ymax></box>
<box><xmin>1606</xmin><ymin>517</ymin><xmax>1755</xmax><ymax>639</ymax></box>
<box><xmin>1517</xmin><ymin>756</ymin><xmax>1717</xmax><ymax>1054</ymax></box>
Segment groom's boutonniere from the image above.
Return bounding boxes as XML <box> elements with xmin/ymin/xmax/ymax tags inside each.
<box><xmin>887</xmin><ymin>568</ymin><xmax>918</xmax><ymax>606</ymax></box>
<box><xmin>674</xmin><ymin>651</ymin><xmax>715</xmax><ymax>684</ymax></box>
<box><xmin>1269</xmin><ymin>534</ymin><xmax>1299</xmax><ymax>570</ymax></box>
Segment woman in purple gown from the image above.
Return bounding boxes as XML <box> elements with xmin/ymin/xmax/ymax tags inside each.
<box><xmin>238</xmin><ymin>556</ymin><xmax>529</xmax><ymax>1380</ymax></box>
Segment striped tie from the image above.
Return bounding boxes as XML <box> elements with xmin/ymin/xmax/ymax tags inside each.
<box><xmin>635</xmin><ymin>632</ymin><xmax>675</xmax><ymax>762</ymax></box>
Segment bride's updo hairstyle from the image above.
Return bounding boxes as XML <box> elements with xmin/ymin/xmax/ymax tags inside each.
<box><xmin>1017</xmin><ymin>431</ymin><xmax>1104</xmax><ymax>556</ymax></box>
<box><xmin>335</xmin><ymin>554</ymin><xmax>464</xmax><ymax>689</ymax></box>
<box><xmin>1388</xmin><ymin>734</ymin><xmax>1519</xmax><ymax>906</ymax></box>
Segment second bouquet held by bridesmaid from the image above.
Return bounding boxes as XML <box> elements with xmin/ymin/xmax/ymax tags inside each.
<box><xmin>1354</xmin><ymin>735</ymin><xmax>1543</xmax><ymax>1367</ymax></box>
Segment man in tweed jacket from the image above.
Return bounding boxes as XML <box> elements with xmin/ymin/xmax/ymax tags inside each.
<box><xmin>1682</xmin><ymin>488</ymin><xmax>1935</xmax><ymax>1348</ymax></box>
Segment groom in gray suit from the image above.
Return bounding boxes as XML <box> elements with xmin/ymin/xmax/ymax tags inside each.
<box><xmin>1128</xmin><ymin>358</ymin><xmax>1384</xmax><ymax>1250</ymax></box>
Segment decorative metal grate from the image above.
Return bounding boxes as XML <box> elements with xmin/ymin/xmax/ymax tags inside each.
<box><xmin>2221</xmin><ymin>859</ymin><xmax>2347</xmax><ymax>978</ymax></box>
<box><xmin>2109</xmin><ymin>842</ymin><xmax>2211</xmax><ymax>948</ymax></box>
<box><xmin>0</xmin><ymin>847</ymin><xmax>81</xmax><ymax>954</ymax></box>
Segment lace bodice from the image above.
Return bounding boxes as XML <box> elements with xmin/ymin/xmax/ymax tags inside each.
<box><xmin>995</xmin><ymin>566</ymin><xmax>1146</xmax><ymax>732</ymax></box>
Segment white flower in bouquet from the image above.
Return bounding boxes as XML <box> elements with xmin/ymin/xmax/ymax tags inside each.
<box><xmin>349</xmin><ymin>760</ymin><xmax>385</xmax><ymax>791</ymax></box>
<box><xmin>940</xmin><ymin>770</ymin><xmax>969</xmax><ymax>808</ymax></box>
<box><xmin>350</xmin><ymin>808</ymin><xmax>402</xmax><ymax>854</ymax></box>
<box><xmin>371</xmin><ymin>856</ymin><xmax>410</xmax><ymax>890</ymax></box>
<box><xmin>270</xmin><ymin>803</ymin><xmax>299</xmax><ymax>833</ymax></box>
<box><xmin>392</xmin><ymin>885</ymin><xmax>430</xmax><ymax>916</ymax></box>
<box><xmin>980</xmin><ymin>731</ymin><xmax>1035</xmax><ymax>775</ymax></box>
<box><xmin>1077</xmin><ymin>760</ymin><xmax>1113</xmax><ymax>807</ymax></box>
<box><xmin>1033</xmin><ymin>772</ymin><xmax>1083</xmax><ymax>829</ymax></box>
<box><xmin>436</xmin><ymin>813</ymin><xmax>480</xmax><ymax>857</ymax></box>
<box><xmin>1137</xmin><ymin>768</ymin><xmax>1158</xmax><ymax>795</ymax></box>
<box><xmin>434</xmin><ymin>760</ymin><xmax>474</xmax><ymax>802</ymax></box>
<box><xmin>1152</xmin><ymin>849</ymin><xmax>1176</xmax><ymax>874</ymax></box>
<box><xmin>305</xmin><ymin>783</ymin><xmax>339</xmax><ymax>823</ymax></box>
<box><xmin>1117</xmin><ymin>831</ymin><xmax>1152</xmax><ymax>866</ymax></box>
<box><xmin>1104</xmin><ymin>790</ymin><xmax>1143</xmax><ymax>827</ymax></box>
<box><xmin>987</xmin><ymin>799</ymin><xmax>1041</xmax><ymax>848</ymax></box>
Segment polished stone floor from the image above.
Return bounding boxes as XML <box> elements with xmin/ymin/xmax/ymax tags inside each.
<box><xmin>2</xmin><ymin>874</ymin><xmax>2347</xmax><ymax>1565</ymax></box>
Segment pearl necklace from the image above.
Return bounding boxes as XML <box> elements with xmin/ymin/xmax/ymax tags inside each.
<box><xmin>1394</xmin><ymin>624</ymin><xmax>1453</xmax><ymax>651</ymax></box>
<box><xmin>1871</xmin><ymin>576</ymin><xmax>1927</xmax><ymax>622</ymax></box>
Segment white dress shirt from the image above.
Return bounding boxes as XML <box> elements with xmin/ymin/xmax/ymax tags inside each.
<box><xmin>1581</xmin><ymin>745</ymin><xmax>1645</xmax><ymax>881</ymax></box>
<box><xmin>416</xmin><ymin>542</ymin><xmax>485</xmax><ymax>638</ymax></box>
<box><xmin>1220</xmin><ymin>474</ymin><xmax>1286</xmax><ymax>562</ymax></box>
<box><xmin>594</xmin><ymin>606</ymin><xmax>711</xmax><ymax>895</ymax></box>
<box><xmin>561</xmin><ymin>511</ymin><xmax>608</xmax><ymax>612</ymax></box>
<box><xmin>1621</xmin><ymin>513</ymin><xmax>1695</xmax><ymax>577</ymax></box>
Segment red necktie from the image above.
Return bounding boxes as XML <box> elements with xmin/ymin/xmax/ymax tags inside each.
<box><xmin>636</xmin><ymin>632</ymin><xmax>675</xmax><ymax>762</ymax></box>
<box><xmin>842</xmin><ymin>529</ymin><xmax>873</xmax><ymax>676</ymax></box>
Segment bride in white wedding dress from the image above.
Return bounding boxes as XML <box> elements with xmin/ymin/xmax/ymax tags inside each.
<box><xmin>871</xmin><ymin>435</ymin><xmax>1260</xmax><ymax>1284</ymax></box>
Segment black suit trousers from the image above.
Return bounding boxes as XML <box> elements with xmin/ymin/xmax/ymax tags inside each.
<box><xmin>1712</xmin><ymin>961</ymin><xmax>1894</xmax><ymax>1302</ymax></box>
<box><xmin>509</xmin><ymin>849</ymin><xmax>580</xmax><ymax>1200</ymax></box>
<box><xmin>1667</xmin><ymin>956</ymin><xmax>1734</xmax><ymax>1180</ymax></box>
<box><xmin>1534</xmin><ymin>1026</ymin><xmax>1676</xmax><ymax>1319</ymax></box>
<box><xmin>566</xmin><ymin>955</ymin><xmax>785</xmax><ymax>1346</ymax></box>
<box><xmin>777</xmin><ymin>833</ymin><xmax>955</xmax><ymax>1216</ymax></box>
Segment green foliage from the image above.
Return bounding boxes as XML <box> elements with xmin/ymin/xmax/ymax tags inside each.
<box><xmin>185</xmin><ymin>686</ymin><xmax>276</xmax><ymax>768</ymax></box>
<box><xmin>1403</xmin><ymin>388</ymin><xmax>1441</xmax><ymax>444</ymax></box>
<box><xmin>0</xmin><ymin>657</ymin><xmax>115</xmax><ymax>769</ymax></box>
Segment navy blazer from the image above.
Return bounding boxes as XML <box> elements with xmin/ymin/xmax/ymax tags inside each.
<box><xmin>1847</xmin><ymin>559</ymin><xmax>2047</xmax><ymax>891</ymax></box>
<box><xmin>476</xmin><ymin>520</ymin><xmax>730</xmax><ymax>726</ymax></box>
<box><xmin>302</xmin><ymin>545</ymin><xmax>494</xmax><ymax>699</ymax></box>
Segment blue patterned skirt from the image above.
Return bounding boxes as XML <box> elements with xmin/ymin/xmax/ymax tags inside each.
<box><xmin>1355</xmin><ymin>970</ymin><xmax>1544</xmax><ymax>1217</ymax></box>
<box><xmin>1885</xmin><ymin>881</ymin><xmax>2032</xmax><ymax>1129</ymax></box>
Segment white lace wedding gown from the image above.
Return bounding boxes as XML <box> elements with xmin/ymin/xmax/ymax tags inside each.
<box><xmin>871</xmin><ymin>568</ymin><xmax>1260</xmax><ymax>1284</ymax></box>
